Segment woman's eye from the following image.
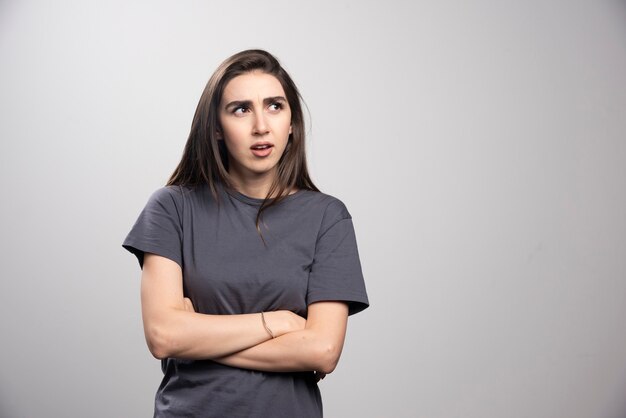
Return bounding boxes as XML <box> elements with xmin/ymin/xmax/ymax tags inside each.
<box><xmin>233</xmin><ymin>106</ymin><xmax>248</xmax><ymax>115</ymax></box>
<box><xmin>269</xmin><ymin>102</ymin><xmax>283</xmax><ymax>111</ymax></box>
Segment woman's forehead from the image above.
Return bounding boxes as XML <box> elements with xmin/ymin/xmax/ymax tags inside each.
<box><xmin>222</xmin><ymin>71</ymin><xmax>285</xmax><ymax>101</ymax></box>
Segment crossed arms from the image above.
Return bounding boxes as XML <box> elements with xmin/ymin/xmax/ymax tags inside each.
<box><xmin>140</xmin><ymin>253</ymin><xmax>349</xmax><ymax>375</ymax></box>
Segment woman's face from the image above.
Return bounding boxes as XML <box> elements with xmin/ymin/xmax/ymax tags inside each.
<box><xmin>218</xmin><ymin>70</ymin><xmax>292</xmax><ymax>183</ymax></box>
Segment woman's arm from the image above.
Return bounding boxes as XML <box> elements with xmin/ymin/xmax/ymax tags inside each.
<box><xmin>211</xmin><ymin>301</ymin><xmax>349</xmax><ymax>374</ymax></box>
<box><xmin>140</xmin><ymin>253</ymin><xmax>305</xmax><ymax>360</ymax></box>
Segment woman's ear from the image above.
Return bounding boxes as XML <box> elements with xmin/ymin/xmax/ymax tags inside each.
<box><xmin>216</xmin><ymin>130</ymin><xmax>223</xmax><ymax>140</ymax></box>
<box><xmin>289</xmin><ymin>125</ymin><xmax>292</xmax><ymax>135</ymax></box>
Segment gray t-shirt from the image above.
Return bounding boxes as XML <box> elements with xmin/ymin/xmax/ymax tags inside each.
<box><xmin>122</xmin><ymin>182</ymin><xmax>369</xmax><ymax>418</ymax></box>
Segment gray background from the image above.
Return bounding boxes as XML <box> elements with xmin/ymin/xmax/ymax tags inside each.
<box><xmin>1</xmin><ymin>1</ymin><xmax>625</xmax><ymax>417</ymax></box>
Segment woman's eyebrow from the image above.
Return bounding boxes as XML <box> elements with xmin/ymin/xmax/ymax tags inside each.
<box><xmin>264</xmin><ymin>96</ymin><xmax>287</xmax><ymax>104</ymax></box>
<box><xmin>224</xmin><ymin>100</ymin><xmax>251</xmax><ymax>110</ymax></box>
<box><xmin>224</xmin><ymin>96</ymin><xmax>287</xmax><ymax>110</ymax></box>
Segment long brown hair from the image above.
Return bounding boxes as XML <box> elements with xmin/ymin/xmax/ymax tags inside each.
<box><xmin>167</xmin><ymin>49</ymin><xmax>319</xmax><ymax>238</ymax></box>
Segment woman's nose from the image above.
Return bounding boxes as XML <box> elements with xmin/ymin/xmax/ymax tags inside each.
<box><xmin>252</xmin><ymin>113</ymin><xmax>269</xmax><ymax>135</ymax></box>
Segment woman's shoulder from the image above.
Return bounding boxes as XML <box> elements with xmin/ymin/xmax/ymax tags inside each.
<box><xmin>147</xmin><ymin>184</ymin><xmax>194</xmax><ymax>202</ymax></box>
<box><xmin>296</xmin><ymin>189</ymin><xmax>352</xmax><ymax>220</ymax></box>
<box><xmin>141</xmin><ymin>184</ymin><xmax>204</xmax><ymax>214</ymax></box>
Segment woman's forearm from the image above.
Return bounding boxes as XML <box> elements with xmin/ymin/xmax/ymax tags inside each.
<box><xmin>212</xmin><ymin>329</ymin><xmax>340</xmax><ymax>374</ymax></box>
<box><xmin>212</xmin><ymin>302</ymin><xmax>349</xmax><ymax>374</ymax></box>
<box><xmin>144</xmin><ymin>308</ymin><xmax>301</xmax><ymax>360</ymax></box>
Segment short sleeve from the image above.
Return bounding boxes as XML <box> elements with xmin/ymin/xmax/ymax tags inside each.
<box><xmin>122</xmin><ymin>186</ymin><xmax>184</xmax><ymax>269</ymax></box>
<box><xmin>307</xmin><ymin>199</ymin><xmax>369</xmax><ymax>315</ymax></box>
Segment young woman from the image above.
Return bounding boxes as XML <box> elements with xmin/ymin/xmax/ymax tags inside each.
<box><xmin>123</xmin><ymin>49</ymin><xmax>369</xmax><ymax>418</ymax></box>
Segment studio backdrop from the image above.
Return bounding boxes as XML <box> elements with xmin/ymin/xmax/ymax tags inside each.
<box><xmin>1</xmin><ymin>1</ymin><xmax>625</xmax><ymax>417</ymax></box>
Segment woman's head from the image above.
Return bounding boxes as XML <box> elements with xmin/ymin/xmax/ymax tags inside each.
<box><xmin>217</xmin><ymin>69</ymin><xmax>293</xmax><ymax>187</ymax></box>
<box><xmin>168</xmin><ymin>49</ymin><xmax>318</xmax><ymax>232</ymax></box>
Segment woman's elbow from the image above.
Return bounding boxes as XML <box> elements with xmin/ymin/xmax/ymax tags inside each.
<box><xmin>314</xmin><ymin>342</ymin><xmax>342</xmax><ymax>374</ymax></box>
<box><xmin>144</xmin><ymin>323</ymin><xmax>174</xmax><ymax>360</ymax></box>
<box><xmin>148</xmin><ymin>342</ymin><xmax>169</xmax><ymax>360</ymax></box>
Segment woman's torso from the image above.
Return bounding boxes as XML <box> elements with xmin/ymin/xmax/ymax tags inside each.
<box><xmin>155</xmin><ymin>182</ymin><xmax>335</xmax><ymax>418</ymax></box>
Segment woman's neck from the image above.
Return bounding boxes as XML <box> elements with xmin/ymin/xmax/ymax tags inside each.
<box><xmin>227</xmin><ymin>169</ymin><xmax>276</xmax><ymax>199</ymax></box>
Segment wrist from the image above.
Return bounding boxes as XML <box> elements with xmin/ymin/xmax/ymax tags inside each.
<box><xmin>260</xmin><ymin>312</ymin><xmax>275</xmax><ymax>339</ymax></box>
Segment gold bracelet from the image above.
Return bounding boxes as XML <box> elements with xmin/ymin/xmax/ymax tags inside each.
<box><xmin>260</xmin><ymin>312</ymin><xmax>275</xmax><ymax>339</ymax></box>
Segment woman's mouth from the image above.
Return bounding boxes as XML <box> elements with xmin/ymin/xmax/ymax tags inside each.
<box><xmin>250</xmin><ymin>143</ymin><xmax>274</xmax><ymax>157</ymax></box>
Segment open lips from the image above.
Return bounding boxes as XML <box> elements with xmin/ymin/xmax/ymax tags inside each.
<box><xmin>250</xmin><ymin>142</ymin><xmax>274</xmax><ymax>157</ymax></box>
